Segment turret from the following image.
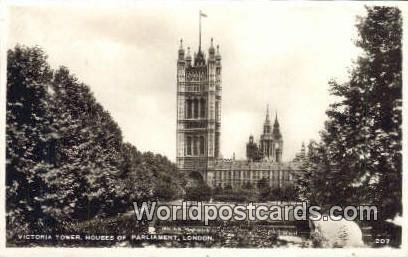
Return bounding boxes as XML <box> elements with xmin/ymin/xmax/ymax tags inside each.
<box><xmin>215</xmin><ymin>44</ymin><xmax>221</xmax><ymax>61</ymax></box>
<box><xmin>247</xmin><ymin>135</ymin><xmax>262</xmax><ymax>162</ymax></box>
<box><xmin>263</xmin><ymin>105</ymin><xmax>272</xmax><ymax>134</ymax></box>
<box><xmin>178</xmin><ymin>39</ymin><xmax>185</xmax><ymax>60</ymax></box>
<box><xmin>208</xmin><ymin>38</ymin><xmax>215</xmax><ymax>60</ymax></box>
<box><xmin>273</xmin><ymin>112</ymin><xmax>283</xmax><ymax>162</ymax></box>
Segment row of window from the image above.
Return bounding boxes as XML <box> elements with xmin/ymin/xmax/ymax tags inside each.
<box><xmin>186</xmin><ymin>136</ymin><xmax>205</xmax><ymax>156</ymax></box>
<box><xmin>186</xmin><ymin>85</ymin><xmax>202</xmax><ymax>92</ymax></box>
<box><xmin>212</xmin><ymin>181</ymin><xmax>292</xmax><ymax>188</ymax></box>
<box><xmin>186</xmin><ymin>98</ymin><xmax>206</xmax><ymax>119</ymax></box>
<box><xmin>212</xmin><ymin>180</ymin><xmax>283</xmax><ymax>185</ymax></box>
<box><xmin>213</xmin><ymin>170</ymin><xmax>292</xmax><ymax>181</ymax></box>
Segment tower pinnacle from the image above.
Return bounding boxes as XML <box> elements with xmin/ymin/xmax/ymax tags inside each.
<box><xmin>274</xmin><ymin>111</ymin><xmax>279</xmax><ymax>127</ymax></box>
<box><xmin>178</xmin><ymin>39</ymin><xmax>185</xmax><ymax>60</ymax></box>
<box><xmin>266</xmin><ymin>104</ymin><xmax>270</xmax><ymax>122</ymax></box>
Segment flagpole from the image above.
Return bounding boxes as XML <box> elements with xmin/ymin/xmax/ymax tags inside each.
<box><xmin>199</xmin><ymin>10</ymin><xmax>201</xmax><ymax>52</ymax></box>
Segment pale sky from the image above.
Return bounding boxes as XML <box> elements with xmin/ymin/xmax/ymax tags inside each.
<box><xmin>7</xmin><ymin>2</ymin><xmax>367</xmax><ymax>161</ymax></box>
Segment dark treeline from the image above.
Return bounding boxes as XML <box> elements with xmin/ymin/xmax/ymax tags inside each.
<box><xmin>295</xmin><ymin>6</ymin><xmax>402</xmax><ymax>245</ymax></box>
<box><xmin>6</xmin><ymin>45</ymin><xmax>186</xmax><ymax>237</ymax></box>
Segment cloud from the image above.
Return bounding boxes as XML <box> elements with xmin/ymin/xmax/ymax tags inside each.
<box><xmin>7</xmin><ymin>2</ymin><xmax>366</xmax><ymax>161</ymax></box>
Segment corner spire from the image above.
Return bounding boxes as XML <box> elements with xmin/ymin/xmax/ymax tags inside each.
<box><xmin>179</xmin><ymin>39</ymin><xmax>183</xmax><ymax>49</ymax></box>
<box><xmin>272</xmin><ymin>110</ymin><xmax>282</xmax><ymax>139</ymax></box>
<box><xmin>266</xmin><ymin>104</ymin><xmax>270</xmax><ymax>122</ymax></box>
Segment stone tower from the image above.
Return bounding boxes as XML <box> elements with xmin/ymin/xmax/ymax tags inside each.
<box><xmin>260</xmin><ymin>106</ymin><xmax>283</xmax><ymax>162</ymax></box>
<box><xmin>176</xmin><ymin>35</ymin><xmax>222</xmax><ymax>180</ymax></box>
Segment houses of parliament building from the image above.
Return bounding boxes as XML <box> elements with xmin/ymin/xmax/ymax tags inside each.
<box><xmin>176</xmin><ymin>31</ymin><xmax>304</xmax><ymax>190</ymax></box>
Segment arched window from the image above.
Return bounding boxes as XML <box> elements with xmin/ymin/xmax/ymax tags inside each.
<box><xmin>193</xmin><ymin>137</ymin><xmax>198</xmax><ymax>155</ymax></box>
<box><xmin>186</xmin><ymin>136</ymin><xmax>192</xmax><ymax>155</ymax></box>
<box><xmin>194</xmin><ymin>99</ymin><xmax>199</xmax><ymax>118</ymax></box>
<box><xmin>186</xmin><ymin>99</ymin><xmax>192</xmax><ymax>119</ymax></box>
<box><xmin>200</xmin><ymin>136</ymin><xmax>205</xmax><ymax>155</ymax></box>
<box><xmin>200</xmin><ymin>98</ymin><xmax>206</xmax><ymax>118</ymax></box>
<box><xmin>215</xmin><ymin>101</ymin><xmax>219</xmax><ymax>120</ymax></box>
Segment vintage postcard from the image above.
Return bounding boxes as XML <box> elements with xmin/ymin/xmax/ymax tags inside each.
<box><xmin>0</xmin><ymin>1</ymin><xmax>406</xmax><ymax>257</ymax></box>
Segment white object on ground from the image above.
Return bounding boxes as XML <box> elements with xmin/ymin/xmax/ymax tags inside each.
<box><xmin>310</xmin><ymin>216</ymin><xmax>364</xmax><ymax>248</ymax></box>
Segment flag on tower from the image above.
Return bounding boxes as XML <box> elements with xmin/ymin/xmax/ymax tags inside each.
<box><xmin>200</xmin><ymin>10</ymin><xmax>207</xmax><ymax>17</ymax></box>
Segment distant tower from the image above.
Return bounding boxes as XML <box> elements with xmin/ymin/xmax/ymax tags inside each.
<box><xmin>176</xmin><ymin>14</ymin><xmax>222</xmax><ymax>180</ymax></box>
<box><xmin>272</xmin><ymin>112</ymin><xmax>283</xmax><ymax>162</ymax></box>
<box><xmin>246</xmin><ymin>135</ymin><xmax>255</xmax><ymax>161</ymax></box>
<box><xmin>260</xmin><ymin>106</ymin><xmax>283</xmax><ymax>162</ymax></box>
<box><xmin>293</xmin><ymin>142</ymin><xmax>306</xmax><ymax>162</ymax></box>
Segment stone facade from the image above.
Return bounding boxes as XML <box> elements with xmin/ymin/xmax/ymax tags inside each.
<box><xmin>176</xmin><ymin>38</ymin><xmax>221</xmax><ymax>182</ymax></box>
<box><xmin>208</xmin><ymin>160</ymin><xmax>300</xmax><ymax>189</ymax></box>
<box><xmin>206</xmin><ymin>108</ymin><xmax>304</xmax><ymax>190</ymax></box>
<box><xmin>176</xmin><ymin>36</ymin><xmax>303</xmax><ymax>190</ymax></box>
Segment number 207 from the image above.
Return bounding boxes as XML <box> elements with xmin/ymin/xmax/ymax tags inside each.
<box><xmin>375</xmin><ymin>238</ymin><xmax>390</xmax><ymax>244</ymax></box>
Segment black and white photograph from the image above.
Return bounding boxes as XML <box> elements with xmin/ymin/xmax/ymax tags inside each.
<box><xmin>0</xmin><ymin>1</ymin><xmax>406</xmax><ymax>255</ymax></box>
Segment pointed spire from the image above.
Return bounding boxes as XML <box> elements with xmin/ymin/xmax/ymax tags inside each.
<box><xmin>209</xmin><ymin>38</ymin><xmax>215</xmax><ymax>58</ymax></box>
<box><xmin>272</xmin><ymin>110</ymin><xmax>282</xmax><ymax>139</ymax></box>
<box><xmin>179</xmin><ymin>39</ymin><xmax>183</xmax><ymax>49</ymax></box>
<box><xmin>266</xmin><ymin>104</ymin><xmax>270</xmax><ymax>122</ymax></box>
<box><xmin>263</xmin><ymin>104</ymin><xmax>272</xmax><ymax>134</ymax></box>
<box><xmin>178</xmin><ymin>39</ymin><xmax>185</xmax><ymax>60</ymax></box>
<box><xmin>274</xmin><ymin>110</ymin><xmax>279</xmax><ymax>127</ymax></box>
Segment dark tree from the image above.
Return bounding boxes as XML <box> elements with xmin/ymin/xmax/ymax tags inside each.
<box><xmin>185</xmin><ymin>183</ymin><xmax>212</xmax><ymax>201</ymax></box>
<box><xmin>257</xmin><ymin>178</ymin><xmax>271</xmax><ymax>201</ymax></box>
<box><xmin>6</xmin><ymin>46</ymin><xmax>186</xmax><ymax>241</ymax></box>
<box><xmin>6</xmin><ymin>46</ymin><xmax>55</xmax><ymax>234</ymax></box>
<box><xmin>323</xmin><ymin>6</ymin><xmax>402</xmax><ymax>218</ymax></box>
<box><xmin>297</xmin><ymin>7</ymin><xmax>402</xmax><ymax>224</ymax></box>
